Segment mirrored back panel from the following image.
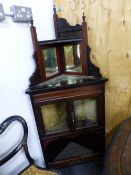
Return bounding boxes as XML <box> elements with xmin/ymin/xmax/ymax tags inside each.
<box><xmin>64</xmin><ymin>44</ymin><xmax>82</xmax><ymax>73</ymax></box>
<box><xmin>42</xmin><ymin>47</ymin><xmax>58</xmax><ymax>77</ymax></box>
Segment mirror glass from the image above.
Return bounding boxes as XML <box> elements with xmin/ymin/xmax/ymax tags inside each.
<box><xmin>42</xmin><ymin>48</ymin><xmax>58</xmax><ymax>77</ymax></box>
<box><xmin>64</xmin><ymin>44</ymin><xmax>82</xmax><ymax>72</ymax></box>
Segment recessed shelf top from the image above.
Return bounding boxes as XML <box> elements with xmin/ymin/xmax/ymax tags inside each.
<box><xmin>26</xmin><ymin>75</ymin><xmax>107</xmax><ymax>94</ymax></box>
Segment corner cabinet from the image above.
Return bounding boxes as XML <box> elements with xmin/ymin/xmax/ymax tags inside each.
<box><xmin>26</xmin><ymin>75</ymin><xmax>107</xmax><ymax>168</ymax></box>
<box><xmin>27</xmin><ymin>7</ymin><xmax>108</xmax><ymax>169</ymax></box>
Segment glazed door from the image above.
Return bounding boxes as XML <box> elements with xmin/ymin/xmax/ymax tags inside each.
<box><xmin>72</xmin><ymin>97</ymin><xmax>98</xmax><ymax>129</ymax></box>
<box><xmin>35</xmin><ymin>94</ymin><xmax>102</xmax><ymax>135</ymax></box>
<box><xmin>70</xmin><ymin>93</ymin><xmax>104</xmax><ymax>131</ymax></box>
<box><xmin>38</xmin><ymin>100</ymin><xmax>71</xmax><ymax>135</ymax></box>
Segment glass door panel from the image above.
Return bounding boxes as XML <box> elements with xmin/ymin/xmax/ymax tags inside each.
<box><xmin>73</xmin><ymin>98</ymin><xmax>97</xmax><ymax>127</ymax></box>
<box><xmin>42</xmin><ymin>47</ymin><xmax>58</xmax><ymax>77</ymax></box>
<box><xmin>41</xmin><ymin>102</ymin><xmax>68</xmax><ymax>134</ymax></box>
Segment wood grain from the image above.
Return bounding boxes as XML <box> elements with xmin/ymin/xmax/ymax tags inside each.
<box><xmin>55</xmin><ymin>0</ymin><xmax>131</xmax><ymax>135</ymax></box>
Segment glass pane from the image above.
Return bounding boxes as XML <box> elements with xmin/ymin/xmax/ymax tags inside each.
<box><xmin>74</xmin><ymin>98</ymin><xmax>97</xmax><ymax>125</ymax></box>
<box><xmin>41</xmin><ymin>102</ymin><xmax>68</xmax><ymax>134</ymax></box>
<box><xmin>42</xmin><ymin>48</ymin><xmax>58</xmax><ymax>77</ymax></box>
<box><xmin>64</xmin><ymin>44</ymin><xmax>82</xmax><ymax>72</ymax></box>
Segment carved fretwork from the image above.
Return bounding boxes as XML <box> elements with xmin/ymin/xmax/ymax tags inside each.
<box><xmin>53</xmin><ymin>6</ymin><xmax>82</xmax><ymax>40</ymax></box>
<box><xmin>87</xmin><ymin>47</ymin><xmax>102</xmax><ymax>78</ymax></box>
<box><xmin>88</xmin><ymin>59</ymin><xmax>102</xmax><ymax>78</ymax></box>
<box><xmin>56</xmin><ymin>18</ymin><xmax>82</xmax><ymax>39</ymax></box>
<box><xmin>29</xmin><ymin>52</ymin><xmax>41</xmax><ymax>87</ymax></box>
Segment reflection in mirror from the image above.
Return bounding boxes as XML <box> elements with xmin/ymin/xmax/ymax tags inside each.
<box><xmin>64</xmin><ymin>44</ymin><xmax>82</xmax><ymax>72</ymax></box>
<box><xmin>42</xmin><ymin>48</ymin><xmax>58</xmax><ymax>77</ymax></box>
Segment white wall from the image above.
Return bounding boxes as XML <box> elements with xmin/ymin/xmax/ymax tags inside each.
<box><xmin>0</xmin><ymin>0</ymin><xmax>55</xmax><ymax>174</ymax></box>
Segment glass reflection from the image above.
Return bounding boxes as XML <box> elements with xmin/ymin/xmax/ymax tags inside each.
<box><xmin>41</xmin><ymin>102</ymin><xmax>68</xmax><ymax>134</ymax></box>
<box><xmin>74</xmin><ymin>98</ymin><xmax>97</xmax><ymax>125</ymax></box>
<box><xmin>64</xmin><ymin>44</ymin><xmax>82</xmax><ymax>72</ymax></box>
<box><xmin>42</xmin><ymin>48</ymin><xmax>58</xmax><ymax>77</ymax></box>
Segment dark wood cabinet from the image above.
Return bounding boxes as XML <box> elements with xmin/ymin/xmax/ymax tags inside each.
<box><xmin>27</xmin><ymin>7</ymin><xmax>108</xmax><ymax>169</ymax></box>
<box><xmin>27</xmin><ymin>75</ymin><xmax>107</xmax><ymax>168</ymax></box>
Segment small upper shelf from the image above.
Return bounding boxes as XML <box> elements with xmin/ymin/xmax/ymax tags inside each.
<box><xmin>39</xmin><ymin>38</ymin><xmax>83</xmax><ymax>47</ymax></box>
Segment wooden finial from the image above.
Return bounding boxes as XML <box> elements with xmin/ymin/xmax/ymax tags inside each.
<box><xmin>82</xmin><ymin>12</ymin><xmax>86</xmax><ymax>22</ymax></box>
<box><xmin>30</xmin><ymin>17</ymin><xmax>34</xmax><ymax>26</ymax></box>
<box><xmin>53</xmin><ymin>5</ymin><xmax>56</xmax><ymax>14</ymax></box>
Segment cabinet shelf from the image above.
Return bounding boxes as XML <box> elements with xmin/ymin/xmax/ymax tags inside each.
<box><xmin>48</xmin><ymin>152</ymin><xmax>103</xmax><ymax>168</ymax></box>
<box><xmin>42</xmin><ymin>127</ymin><xmax>104</xmax><ymax>140</ymax></box>
<box><xmin>41</xmin><ymin>129</ymin><xmax>105</xmax><ymax>168</ymax></box>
